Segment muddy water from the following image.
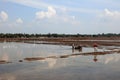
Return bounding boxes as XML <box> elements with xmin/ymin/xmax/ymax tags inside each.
<box><xmin>0</xmin><ymin>42</ymin><xmax>120</xmax><ymax>80</ymax></box>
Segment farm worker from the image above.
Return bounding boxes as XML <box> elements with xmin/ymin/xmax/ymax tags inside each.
<box><xmin>93</xmin><ymin>43</ymin><xmax>98</xmax><ymax>52</ymax></box>
<box><xmin>72</xmin><ymin>43</ymin><xmax>75</xmax><ymax>49</ymax></box>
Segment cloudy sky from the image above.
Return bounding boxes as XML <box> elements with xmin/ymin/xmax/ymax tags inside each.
<box><xmin>0</xmin><ymin>0</ymin><xmax>120</xmax><ymax>34</ymax></box>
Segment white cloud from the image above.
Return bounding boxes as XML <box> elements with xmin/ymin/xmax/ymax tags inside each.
<box><xmin>0</xmin><ymin>11</ymin><xmax>8</xmax><ymax>21</ymax></box>
<box><xmin>16</xmin><ymin>18</ymin><xmax>23</xmax><ymax>24</ymax></box>
<box><xmin>105</xmin><ymin>9</ymin><xmax>120</xmax><ymax>17</ymax></box>
<box><xmin>62</xmin><ymin>15</ymin><xmax>80</xmax><ymax>25</ymax></box>
<box><xmin>104</xmin><ymin>9</ymin><xmax>114</xmax><ymax>16</ymax></box>
<box><xmin>98</xmin><ymin>8</ymin><xmax>120</xmax><ymax>25</ymax></box>
<box><xmin>35</xmin><ymin>7</ymin><xmax>80</xmax><ymax>25</ymax></box>
<box><xmin>36</xmin><ymin>6</ymin><xmax>56</xmax><ymax>19</ymax></box>
<box><xmin>6</xmin><ymin>0</ymin><xmax>120</xmax><ymax>19</ymax></box>
<box><xmin>93</xmin><ymin>9</ymin><xmax>120</xmax><ymax>33</ymax></box>
<box><xmin>101</xmin><ymin>9</ymin><xmax>120</xmax><ymax>19</ymax></box>
<box><xmin>7</xmin><ymin>0</ymin><xmax>98</xmax><ymax>14</ymax></box>
<box><xmin>34</xmin><ymin>4</ymin><xmax>79</xmax><ymax>25</ymax></box>
<box><xmin>7</xmin><ymin>0</ymin><xmax>49</xmax><ymax>9</ymax></box>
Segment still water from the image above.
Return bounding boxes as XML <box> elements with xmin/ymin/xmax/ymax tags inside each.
<box><xmin>0</xmin><ymin>42</ymin><xmax>120</xmax><ymax>80</ymax></box>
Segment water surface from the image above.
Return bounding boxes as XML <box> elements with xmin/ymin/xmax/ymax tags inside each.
<box><xmin>0</xmin><ymin>42</ymin><xmax>120</xmax><ymax>80</ymax></box>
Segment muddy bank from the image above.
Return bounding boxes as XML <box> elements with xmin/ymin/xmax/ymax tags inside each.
<box><xmin>24</xmin><ymin>50</ymin><xmax>120</xmax><ymax>62</ymax></box>
<box><xmin>0</xmin><ymin>37</ymin><xmax>120</xmax><ymax>46</ymax></box>
<box><xmin>0</xmin><ymin>60</ymin><xmax>11</xmax><ymax>64</ymax></box>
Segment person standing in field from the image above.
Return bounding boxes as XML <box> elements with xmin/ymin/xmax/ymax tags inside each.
<box><xmin>93</xmin><ymin>43</ymin><xmax>98</xmax><ymax>52</ymax></box>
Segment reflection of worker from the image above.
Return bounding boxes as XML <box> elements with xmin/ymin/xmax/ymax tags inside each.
<box><xmin>93</xmin><ymin>43</ymin><xmax>98</xmax><ymax>52</ymax></box>
<box><xmin>78</xmin><ymin>45</ymin><xmax>82</xmax><ymax>52</ymax></box>
<box><xmin>72</xmin><ymin>47</ymin><xmax>75</xmax><ymax>53</ymax></box>
<box><xmin>93</xmin><ymin>55</ymin><xmax>98</xmax><ymax>62</ymax></box>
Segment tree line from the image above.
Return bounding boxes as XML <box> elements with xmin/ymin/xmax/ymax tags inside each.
<box><xmin>0</xmin><ymin>33</ymin><xmax>120</xmax><ymax>38</ymax></box>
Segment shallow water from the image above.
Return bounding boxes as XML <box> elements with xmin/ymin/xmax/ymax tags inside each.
<box><xmin>0</xmin><ymin>42</ymin><xmax>120</xmax><ymax>80</ymax></box>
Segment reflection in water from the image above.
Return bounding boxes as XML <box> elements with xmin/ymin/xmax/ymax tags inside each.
<box><xmin>45</xmin><ymin>58</ymin><xmax>57</xmax><ymax>68</ymax></box>
<box><xmin>0</xmin><ymin>74</ymin><xmax>16</xmax><ymax>80</ymax></box>
<box><xmin>0</xmin><ymin>42</ymin><xmax>120</xmax><ymax>80</ymax></box>
<box><xmin>93</xmin><ymin>54</ymin><xmax>98</xmax><ymax>62</ymax></box>
<box><xmin>2</xmin><ymin>43</ymin><xmax>17</xmax><ymax>49</ymax></box>
<box><xmin>104</xmin><ymin>54</ymin><xmax>120</xmax><ymax>64</ymax></box>
<box><xmin>0</xmin><ymin>42</ymin><xmax>120</xmax><ymax>64</ymax></box>
<box><xmin>2</xmin><ymin>53</ymin><xmax>9</xmax><ymax>61</ymax></box>
<box><xmin>0</xmin><ymin>53</ymin><xmax>11</xmax><ymax>64</ymax></box>
<box><xmin>105</xmin><ymin>56</ymin><xmax>114</xmax><ymax>64</ymax></box>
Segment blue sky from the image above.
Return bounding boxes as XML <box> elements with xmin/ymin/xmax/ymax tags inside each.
<box><xmin>0</xmin><ymin>0</ymin><xmax>120</xmax><ymax>34</ymax></box>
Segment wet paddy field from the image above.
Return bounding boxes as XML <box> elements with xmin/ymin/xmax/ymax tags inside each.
<box><xmin>0</xmin><ymin>41</ymin><xmax>120</xmax><ymax>80</ymax></box>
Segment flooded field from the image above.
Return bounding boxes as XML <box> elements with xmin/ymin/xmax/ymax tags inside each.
<box><xmin>0</xmin><ymin>42</ymin><xmax>120</xmax><ymax>80</ymax></box>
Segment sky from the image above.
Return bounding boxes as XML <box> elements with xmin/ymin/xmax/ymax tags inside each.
<box><xmin>0</xmin><ymin>0</ymin><xmax>120</xmax><ymax>34</ymax></box>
